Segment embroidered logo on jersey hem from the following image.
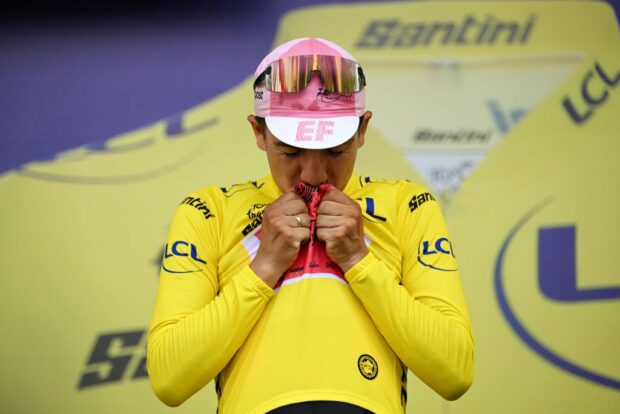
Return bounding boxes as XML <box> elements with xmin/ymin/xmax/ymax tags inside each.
<box><xmin>358</xmin><ymin>354</ymin><xmax>378</xmax><ymax>380</ymax></box>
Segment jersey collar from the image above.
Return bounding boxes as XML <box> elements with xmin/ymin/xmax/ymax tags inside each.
<box><xmin>258</xmin><ymin>173</ymin><xmax>362</xmax><ymax>200</ymax></box>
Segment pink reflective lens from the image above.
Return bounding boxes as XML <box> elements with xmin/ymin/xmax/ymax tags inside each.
<box><xmin>256</xmin><ymin>55</ymin><xmax>365</xmax><ymax>94</ymax></box>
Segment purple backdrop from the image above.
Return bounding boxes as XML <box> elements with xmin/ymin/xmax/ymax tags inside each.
<box><xmin>0</xmin><ymin>0</ymin><xmax>368</xmax><ymax>173</ymax></box>
<box><xmin>1</xmin><ymin>0</ymin><xmax>618</xmax><ymax>174</ymax></box>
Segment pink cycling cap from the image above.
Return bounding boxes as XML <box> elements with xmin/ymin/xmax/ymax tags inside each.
<box><xmin>253</xmin><ymin>37</ymin><xmax>366</xmax><ymax>150</ymax></box>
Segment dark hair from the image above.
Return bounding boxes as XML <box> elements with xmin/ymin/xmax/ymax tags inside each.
<box><xmin>255</xmin><ymin>116</ymin><xmax>267</xmax><ymax>131</ymax></box>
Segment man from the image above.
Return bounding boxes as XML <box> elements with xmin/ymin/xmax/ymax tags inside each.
<box><xmin>147</xmin><ymin>37</ymin><xmax>474</xmax><ymax>413</ymax></box>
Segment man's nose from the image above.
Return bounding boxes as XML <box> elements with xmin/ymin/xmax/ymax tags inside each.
<box><xmin>299</xmin><ymin>152</ymin><xmax>328</xmax><ymax>186</ymax></box>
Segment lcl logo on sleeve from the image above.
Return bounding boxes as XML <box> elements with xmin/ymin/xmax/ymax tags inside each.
<box><xmin>417</xmin><ymin>237</ymin><xmax>458</xmax><ymax>272</ymax></box>
<box><xmin>162</xmin><ymin>240</ymin><xmax>206</xmax><ymax>274</ymax></box>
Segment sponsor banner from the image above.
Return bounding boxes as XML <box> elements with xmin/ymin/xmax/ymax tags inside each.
<box><xmin>277</xmin><ymin>1</ymin><xmax>619</xmax><ymax>57</ymax></box>
<box><xmin>275</xmin><ymin>0</ymin><xmax>616</xmax><ymax>194</ymax></box>
<box><xmin>447</xmin><ymin>54</ymin><xmax>620</xmax><ymax>412</ymax></box>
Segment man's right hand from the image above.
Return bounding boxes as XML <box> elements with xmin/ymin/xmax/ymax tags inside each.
<box><xmin>250</xmin><ymin>190</ymin><xmax>310</xmax><ymax>288</ymax></box>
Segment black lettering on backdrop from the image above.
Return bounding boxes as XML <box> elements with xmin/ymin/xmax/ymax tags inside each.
<box><xmin>562</xmin><ymin>61</ymin><xmax>620</xmax><ymax>125</ymax></box>
<box><xmin>78</xmin><ymin>330</ymin><xmax>147</xmax><ymax>389</ymax></box>
<box><xmin>356</xmin><ymin>14</ymin><xmax>536</xmax><ymax>48</ymax></box>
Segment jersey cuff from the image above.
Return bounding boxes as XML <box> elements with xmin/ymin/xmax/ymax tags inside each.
<box><xmin>241</xmin><ymin>265</ymin><xmax>276</xmax><ymax>301</ymax></box>
<box><xmin>344</xmin><ymin>251</ymin><xmax>380</xmax><ymax>284</ymax></box>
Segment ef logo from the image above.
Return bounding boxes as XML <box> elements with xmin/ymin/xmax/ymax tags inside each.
<box><xmin>296</xmin><ymin>120</ymin><xmax>335</xmax><ymax>142</ymax></box>
<box><xmin>562</xmin><ymin>61</ymin><xmax>620</xmax><ymax>125</ymax></box>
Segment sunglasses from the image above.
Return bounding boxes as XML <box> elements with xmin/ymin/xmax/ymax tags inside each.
<box><xmin>254</xmin><ymin>55</ymin><xmax>366</xmax><ymax>94</ymax></box>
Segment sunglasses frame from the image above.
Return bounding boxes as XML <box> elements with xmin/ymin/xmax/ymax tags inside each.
<box><xmin>253</xmin><ymin>55</ymin><xmax>366</xmax><ymax>94</ymax></box>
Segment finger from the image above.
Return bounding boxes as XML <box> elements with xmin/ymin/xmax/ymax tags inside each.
<box><xmin>317</xmin><ymin>200</ymin><xmax>348</xmax><ymax>216</ymax></box>
<box><xmin>267</xmin><ymin>197</ymin><xmax>308</xmax><ymax>217</ymax></box>
<box><xmin>317</xmin><ymin>200</ymin><xmax>359</xmax><ymax>216</ymax></box>
<box><xmin>272</xmin><ymin>191</ymin><xmax>304</xmax><ymax>205</ymax></box>
<box><xmin>279</xmin><ymin>198</ymin><xmax>309</xmax><ymax>216</ymax></box>
<box><xmin>315</xmin><ymin>227</ymin><xmax>326</xmax><ymax>242</ymax></box>
<box><xmin>290</xmin><ymin>227</ymin><xmax>311</xmax><ymax>243</ymax></box>
<box><xmin>288</xmin><ymin>214</ymin><xmax>302</xmax><ymax>228</ymax></box>
<box><xmin>268</xmin><ymin>225</ymin><xmax>310</xmax><ymax>246</ymax></box>
<box><xmin>270</xmin><ymin>213</ymin><xmax>306</xmax><ymax>229</ymax></box>
<box><xmin>321</xmin><ymin>186</ymin><xmax>356</xmax><ymax>204</ymax></box>
<box><xmin>289</xmin><ymin>213</ymin><xmax>311</xmax><ymax>228</ymax></box>
<box><xmin>275</xmin><ymin>188</ymin><xmax>300</xmax><ymax>202</ymax></box>
<box><xmin>315</xmin><ymin>215</ymin><xmax>342</xmax><ymax>228</ymax></box>
<box><xmin>316</xmin><ymin>227</ymin><xmax>340</xmax><ymax>243</ymax></box>
<box><xmin>273</xmin><ymin>189</ymin><xmax>307</xmax><ymax>205</ymax></box>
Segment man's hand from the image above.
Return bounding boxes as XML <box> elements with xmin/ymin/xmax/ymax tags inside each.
<box><xmin>250</xmin><ymin>190</ymin><xmax>310</xmax><ymax>287</ymax></box>
<box><xmin>316</xmin><ymin>187</ymin><xmax>368</xmax><ymax>273</ymax></box>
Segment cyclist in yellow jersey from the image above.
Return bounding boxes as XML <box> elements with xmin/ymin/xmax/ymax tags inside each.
<box><xmin>147</xmin><ymin>37</ymin><xmax>475</xmax><ymax>413</ymax></box>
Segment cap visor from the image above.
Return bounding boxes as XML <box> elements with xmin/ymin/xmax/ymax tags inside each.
<box><xmin>265</xmin><ymin>116</ymin><xmax>359</xmax><ymax>149</ymax></box>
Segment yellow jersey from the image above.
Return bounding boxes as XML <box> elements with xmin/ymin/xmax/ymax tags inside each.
<box><xmin>147</xmin><ymin>173</ymin><xmax>474</xmax><ymax>413</ymax></box>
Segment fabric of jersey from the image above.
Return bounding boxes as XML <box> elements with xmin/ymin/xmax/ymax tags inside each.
<box><xmin>147</xmin><ymin>173</ymin><xmax>474</xmax><ymax>414</ymax></box>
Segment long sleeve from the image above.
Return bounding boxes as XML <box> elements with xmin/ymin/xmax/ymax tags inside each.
<box><xmin>346</xmin><ymin>184</ymin><xmax>475</xmax><ymax>400</ymax></box>
<box><xmin>147</xmin><ymin>191</ymin><xmax>274</xmax><ymax>407</ymax></box>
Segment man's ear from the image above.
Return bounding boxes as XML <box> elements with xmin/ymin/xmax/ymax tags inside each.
<box><xmin>247</xmin><ymin>115</ymin><xmax>267</xmax><ymax>151</ymax></box>
<box><xmin>356</xmin><ymin>111</ymin><xmax>372</xmax><ymax>148</ymax></box>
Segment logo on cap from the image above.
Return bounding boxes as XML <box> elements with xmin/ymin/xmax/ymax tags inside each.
<box><xmin>296</xmin><ymin>120</ymin><xmax>335</xmax><ymax>142</ymax></box>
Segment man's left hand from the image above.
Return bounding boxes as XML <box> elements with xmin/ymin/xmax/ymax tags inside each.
<box><xmin>316</xmin><ymin>187</ymin><xmax>368</xmax><ymax>273</ymax></box>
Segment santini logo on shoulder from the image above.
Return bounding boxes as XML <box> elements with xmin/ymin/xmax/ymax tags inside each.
<box><xmin>409</xmin><ymin>191</ymin><xmax>436</xmax><ymax>213</ymax></box>
<box><xmin>180</xmin><ymin>196</ymin><xmax>215</xmax><ymax>220</ymax></box>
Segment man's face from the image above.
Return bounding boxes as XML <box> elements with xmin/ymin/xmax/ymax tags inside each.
<box><xmin>248</xmin><ymin>112</ymin><xmax>372</xmax><ymax>192</ymax></box>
